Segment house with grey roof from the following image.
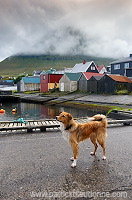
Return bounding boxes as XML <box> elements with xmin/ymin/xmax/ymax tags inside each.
<box><xmin>33</xmin><ymin>70</ymin><xmax>45</xmax><ymax>76</ymax></box>
<box><xmin>71</xmin><ymin>60</ymin><xmax>99</xmax><ymax>73</ymax></box>
<box><xmin>110</xmin><ymin>54</ymin><xmax>132</xmax><ymax>77</ymax></box>
<box><xmin>87</xmin><ymin>75</ymin><xmax>104</xmax><ymax>93</ymax></box>
<box><xmin>59</xmin><ymin>73</ymin><xmax>81</xmax><ymax>92</ymax></box>
<box><xmin>54</xmin><ymin>68</ymin><xmax>72</xmax><ymax>74</ymax></box>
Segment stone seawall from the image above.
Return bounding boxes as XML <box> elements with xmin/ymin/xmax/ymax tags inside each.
<box><xmin>0</xmin><ymin>95</ymin><xmax>19</xmax><ymax>103</ymax></box>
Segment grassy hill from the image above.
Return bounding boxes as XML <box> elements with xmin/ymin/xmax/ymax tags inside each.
<box><xmin>0</xmin><ymin>54</ymin><xmax>114</xmax><ymax>77</ymax></box>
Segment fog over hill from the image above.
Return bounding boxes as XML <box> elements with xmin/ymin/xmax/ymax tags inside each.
<box><xmin>0</xmin><ymin>0</ymin><xmax>132</xmax><ymax>61</ymax></box>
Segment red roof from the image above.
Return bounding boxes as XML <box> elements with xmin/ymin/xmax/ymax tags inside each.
<box><xmin>96</xmin><ymin>65</ymin><xmax>105</xmax><ymax>72</ymax></box>
<box><xmin>83</xmin><ymin>72</ymin><xmax>104</xmax><ymax>80</ymax></box>
<box><xmin>109</xmin><ymin>75</ymin><xmax>132</xmax><ymax>83</ymax></box>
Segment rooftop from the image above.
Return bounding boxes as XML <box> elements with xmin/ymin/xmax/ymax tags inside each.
<box><xmin>110</xmin><ymin>54</ymin><xmax>132</xmax><ymax>64</ymax></box>
<box><xmin>71</xmin><ymin>61</ymin><xmax>96</xmax><ymax>73</ymax></box>
<box><xmin>96</xmin><ymin>65</ymin><xmax>106</xmax><ymax>72</ymax></box>
<box><xmin>91</xmin><ymin>75</ymin><xmax>104</xmax><ymax>80</ymax></box>
<box><xmin>23</xmin><ymin>77</ymin><xmax>40</xmax><ymax>83</ymax></box>
<box><xmin>83</xmin><ymin>72</ymin><xmax>104</xmax><ymax>80</ymax></box>
<box><xmin>109</xmin><ymin>74</ymin><xmax>132</xmax><ymax>83</ymax></box>
<box><xmin>65</xmin><ymin>73</ymin><xmax>81</xmax><ymax>81</ymax></box>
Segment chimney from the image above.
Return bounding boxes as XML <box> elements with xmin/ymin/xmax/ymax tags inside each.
<box><xmin>130</xmin><ymin>54</ymin><xmax>132</xmax><ymax>57</ymax></box>
<box><xmin>83</xmin><ymin>60</ymin><xmax>86</xmax><ymax>64</ymax></box>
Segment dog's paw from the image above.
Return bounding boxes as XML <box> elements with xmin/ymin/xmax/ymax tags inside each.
<box><xmin>70</xmin><ymin>157</ymin><xmax>74</xmax><ymax>161</ymax></box>
<box><xmin>102</xmin><ymin>156</ymin><xmax>106</xmax><ymax>160</ymax></box>
<box><xmin>71</xmin><ymin>159</ymin><xmax>77</xmax><ymax>168</ymax></box>
<box><xmin>71</xmin><ymin>162</ymin><xmax>76</xmax><ymax>168</ymax></box>
<box><xmin>90</xmin><ymin>152</ymin><xmax>95</xmax><ymax>156</ymax></box>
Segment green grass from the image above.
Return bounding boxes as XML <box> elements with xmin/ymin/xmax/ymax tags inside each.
<box><xmin>0</xmin><ymin>54</ymin><xmax>114</xmax><ymax>77</ymax></box>
<box><xmin>23</xmin><ymin>91</ymin><xmax>40</xmax><ymax>94</ymax></box>
<box><xmin>53</xmin><ymin>100</ymin><xmax>131</xmax><ymax>114</ymax></box>
<box><xmin>106</xmin><ymin>106</ymin><xmax>132</xmax><ymax>116</ymax></box>
<box><xmin>116</xmin><ymin>90</ymin><xmax>129</xmax><ymax>95</ymax></box>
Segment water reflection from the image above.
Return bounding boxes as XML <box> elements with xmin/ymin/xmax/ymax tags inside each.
<box><xmin>0</xmin><ymin>102</ymin><xmax>104</xmax><ymax>121</ymax></box>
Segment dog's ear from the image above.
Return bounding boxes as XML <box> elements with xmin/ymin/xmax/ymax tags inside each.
<box><xmin>59</xmin><ymin>111</ymin><xmax>62</xmax><ymax>114</ymax></box>
<box><xmin>68</xmin><ymin>113</ymin><xmax>72</xmax><ymax>120</ymax></box>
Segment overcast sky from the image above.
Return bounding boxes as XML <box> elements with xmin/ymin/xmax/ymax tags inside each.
<box><xmin>0</xmin><ymin>0</ymin><xmax>132</xmax><ymax>61</ymax></box>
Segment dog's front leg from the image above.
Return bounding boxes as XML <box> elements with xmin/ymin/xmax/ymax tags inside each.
<box><xmin>70</xmin><ymin>140</ymin><xmax>79</xmax><ymax>168</ymax></box>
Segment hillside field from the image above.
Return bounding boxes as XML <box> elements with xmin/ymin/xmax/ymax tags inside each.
<box><xmin>0</xmin><ymin>54</ymin><xmax>114</xmax><ymax>77</ymax></box>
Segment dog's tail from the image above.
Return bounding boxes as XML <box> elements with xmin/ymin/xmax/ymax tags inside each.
<box><xmin>89</xmin><ymin>114</ymin><xmax>107</xmax><ymax>128</ymax></box>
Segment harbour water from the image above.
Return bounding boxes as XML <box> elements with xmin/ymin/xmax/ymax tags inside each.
<box><xmin>0</xmin><ymin>102</ymin><xmax>105</xmax><ymax>121</ymax></box>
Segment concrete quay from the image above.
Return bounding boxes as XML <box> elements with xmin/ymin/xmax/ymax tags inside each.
<box><xmin>13</xmin><ymin>93</ymin><xmax>132</xmax><ymax>107</ymax></box>
<box><xmin>0</xmin><ymin>126</ymin><xmax>131</xmax><ymax>200</ymax></box>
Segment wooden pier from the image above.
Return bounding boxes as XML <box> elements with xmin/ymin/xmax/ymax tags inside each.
<box><xmin>0</xmin><ymin>119</ymin><xmax>60</xmax><ymax>133</ymax></box>
<box><xmin>0</xmin><ymin>118</ymin><xmax>132</xmax><ymax>134</ymax></box>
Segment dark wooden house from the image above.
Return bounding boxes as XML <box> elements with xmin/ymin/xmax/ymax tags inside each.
<box><xmin>87</xmin><ymin>75</ymin><xmax>104</xmax><ymax>93</ymax></box>
<box><xmin>98</xmin><ymin>74</ymin><xmax>132</xmax><ymax>93</ymax></box>
<box><xmin>78</xmin><ymin>72</ymin><xmax>103</xmax><ymax>92</ymax></box>
<box><xmin>110</xmin><ymin>54</ymin><xmax>132</xmax><ymax>77</ymax></box>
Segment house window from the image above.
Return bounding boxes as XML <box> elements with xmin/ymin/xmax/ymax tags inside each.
<box><xmin>43</xmin><ymin>75</ymin><xmax>45</xmax><ymax>80</ymax></box>
<box><xmin>114</xmin><ymin>64</ymin><xmax>120</xmax><ymax>70</ymax></box>
<box><xmin>124</xmin><ymin>63</ymin><xmax>129</xmax><ymax>69</ymax></box>
<box><xmin>91</xmin><ymin>66</ymin><xmax>95</xmax><ymax>70</ymax></box>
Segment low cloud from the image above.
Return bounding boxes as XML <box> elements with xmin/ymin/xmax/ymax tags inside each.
<box><xmin>0</xmin><ymin>0</ymin><xmax>132</xmax><ymax>61</ymax></box>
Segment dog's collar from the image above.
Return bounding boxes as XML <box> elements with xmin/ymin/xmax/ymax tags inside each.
<box><xmin>97</xmin><ymin>118</ymin><xmax>102</xmax><ymax>121</ymax></box>
<box><xmin>65</xmin><ymin>124</ymin><xmax>72</xmax><ymax>130</ymax></box>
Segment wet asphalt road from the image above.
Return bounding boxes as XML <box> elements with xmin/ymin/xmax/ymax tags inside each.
<box><xmin>0</xmin><ymin>126</ymin><xmax>132</xmax><ymax>200</ymax></box>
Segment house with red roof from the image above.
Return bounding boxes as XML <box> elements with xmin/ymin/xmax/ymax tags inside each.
<box><xmin>78</xmin><ymin>72</ymin><xmax>104</xmax><ymax>92</ymax></box>
<box><xmin>98</xmin><ymin>74</ymin><xmax>132</xmax><ymax>93</ymax></box>
<box><xmin>96</xmin><ymin>65</ymin><xmax>107</xmax><ymax>74</ymax></box>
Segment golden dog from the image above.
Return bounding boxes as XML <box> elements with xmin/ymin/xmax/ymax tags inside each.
<box><xmin>56</xmin><ymin>111</ymin><xmax>107</xmax><ymax>167</ymax></box>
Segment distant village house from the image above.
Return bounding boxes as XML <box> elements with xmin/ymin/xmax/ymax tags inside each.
<box><xmin>40</xmin><ymin>74</ymin><xmax>63</xmax><ymax>92</ymax></box>
<box><xmin>59</xmin><ymin>73</ymin><xmax>81</xmax><ymax>92</ymax></box>
<box><xmin>71</xmin><ymin>60</ymin><xmax>99</xmax><ymax>73</ymax></box>
<box><xmin>17</xmin><ymin>76</ymin><xmax>40</xmax><ymax>92</ymax></box>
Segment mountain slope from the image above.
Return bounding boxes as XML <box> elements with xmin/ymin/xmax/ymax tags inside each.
<box><xmin>0</xmin><ymin>54</ymin><xmax>114</xmax><ymax>76</ymax></box>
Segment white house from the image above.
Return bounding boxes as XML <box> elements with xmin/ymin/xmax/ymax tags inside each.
<box><xmin>71</xmin><ymin>60</ymin><xmax>99</xmax><ymax>73</ymax></box>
